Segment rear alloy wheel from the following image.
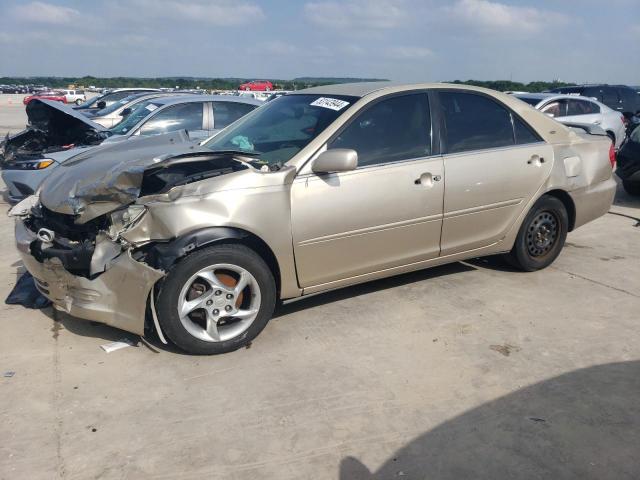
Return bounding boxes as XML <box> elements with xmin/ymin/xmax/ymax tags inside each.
<box><xmin>75</xmin><ymin>99</ymin><xmax>83</xmax><ymax>105</ymax></box>
<box><xmin>156</xmin><ymin>244</ymin><xmax>276</xmax><ymax>354</ymax></box>
<box><xmin>505</xmin><ymin>195</ymin><xmax>568</xmax><ymax>271</ymax></box>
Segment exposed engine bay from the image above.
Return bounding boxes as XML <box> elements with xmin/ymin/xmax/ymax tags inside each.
<box><xmin>1</xmin><ymin>99</ymin><xmax>108</xmax><ymax>164</ymax></box>
<box><xmin>11</xmin><ymin>150</ymin><xmax>253</xmax><ymax>280</ymax></box>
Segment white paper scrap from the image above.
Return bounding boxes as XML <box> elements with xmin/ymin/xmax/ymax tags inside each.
<box><xmin>100</xmin><ymin>338</ymin><xmax>137</xmax><ymax>353</ymax></box>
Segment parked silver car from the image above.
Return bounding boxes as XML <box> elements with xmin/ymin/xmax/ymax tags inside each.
<box><xmin>514</xmin><ymin>93</ymin><xmax>627</xmax><ymax>149</ymax></box>
<box><xmin>10</xmin><ymin>83</ymin><xmax>616</xmax><ymax>354</ymax></box>
<box><xmin>1</xmin><ymin>96</ymin><xmax>260</xmax><ymax>201</ymax></box>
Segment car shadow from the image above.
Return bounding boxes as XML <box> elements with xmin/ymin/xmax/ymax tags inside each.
<box><xmin>340</xmin><ymin>360</ymin><xmax>640</xmax><ymax>479</ymax></box>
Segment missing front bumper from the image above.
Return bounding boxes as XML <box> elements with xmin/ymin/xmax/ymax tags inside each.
<box><xmin>15</xmin><ymin>220</ymin><xmax>164</xmax><ymax>335</ymax></box>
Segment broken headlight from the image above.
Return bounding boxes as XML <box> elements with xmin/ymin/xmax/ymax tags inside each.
<box><xmin>108</xmin><ymin>204</ymin><xmax>147</xmax><ymax>238</ymax></box>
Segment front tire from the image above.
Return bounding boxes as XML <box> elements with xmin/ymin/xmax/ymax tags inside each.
<box><xmin>155</xmin><ymin>244</ymin><xmax>276</xmax><ymax>354</ymax></box>
<box><xmin>505</xmin><ymin>195</ymin><xmax>568</xmax><ymax>271</ymax></box>
<box><xmin>75</xmin><ymin>99</ymin><xmax>83</xmax><ymax>105</ymax></box>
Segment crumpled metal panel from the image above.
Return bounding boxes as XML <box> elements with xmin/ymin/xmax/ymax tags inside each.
<box><xmin>38</xmin><ymin>131</ymin><xmax>204</xmax><ymax>222</ymax></box>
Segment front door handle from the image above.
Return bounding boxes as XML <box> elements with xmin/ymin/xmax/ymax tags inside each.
<box><xmin>414</xmin><ymin>173</ymin><xmax>441</xmax><ymax>185</ymax></box>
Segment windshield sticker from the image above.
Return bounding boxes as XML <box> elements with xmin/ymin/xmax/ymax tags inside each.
<box><xmin>145</xmin><ymin>104</ymin><xmax>158</xmax><ymax>112</ymax></box>
<box><xmin>310</xmin><ymin>97</ymin><xmax>350</xmax><ymax>111</ymax></box>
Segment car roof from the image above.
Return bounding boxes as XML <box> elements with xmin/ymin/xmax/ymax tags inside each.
<box><xmin>294</xmin><ymin>81</ymin><xmax>521</xmax><ymax>98</ymax></box>
<box><xmin>150</xmin><ymin>94</ymin><xmax>263</xmax><ymax>106</ymax></box>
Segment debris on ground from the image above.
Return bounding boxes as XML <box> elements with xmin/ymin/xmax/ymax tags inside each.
<box><xmin>3</xmin><ymin>371</ymin><xmax>16</xmax><ymax>378</ymax></box>
<box><xmin>100</xmin><ymin>338</ymin><xmax>138</xmax><ymax>353</ymax></box>
<box><xmin>5</xmin><ymin>272</ymin><xmax>51</xmax><ymax>309</ymax></box>
<box><xmin>490</xmin><ymin>343</ymin><xmax>521</xmax><ymax>357</ymax></box>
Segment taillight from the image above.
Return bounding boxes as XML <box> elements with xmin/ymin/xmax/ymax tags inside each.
<box><xmin>608</xmin><ymin>142</ymin><xmax>616</xmax><ymax>168</ymax></box>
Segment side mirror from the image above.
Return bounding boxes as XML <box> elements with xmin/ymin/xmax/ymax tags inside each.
<box><xmin>311</xmin><ymin>149</ymin><xmax>358</xmax><ymax>174</ymax></box>
<box><xmin>97</xmin><ymin>100</ymin><xmax>106</xmax><ymax>109</ymax></box>
<box><xmin>120</xmin><ymin>107</ymin><xmax>132</xmax><ymax>117</ymax></box>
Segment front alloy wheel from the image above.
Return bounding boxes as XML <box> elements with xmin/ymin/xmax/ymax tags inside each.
<box><xmin>177</xmin><ymin>264</ymin><xmax>261</xmax><ymax>343</ymax></box>
<box><xmin>156</xmin><ymin>244</ymin><xmax>276</xmax><ymax>354</ymax></box>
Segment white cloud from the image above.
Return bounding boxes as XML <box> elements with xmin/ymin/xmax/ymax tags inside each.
<box><xmin>446</xmin><ymin>0</ymin><xmax>568</xmax><ymax>34</ymax></box>
<box><xmin>11</xmin><ymin>1</ymin><xmax>81</xmax><ymax>25</ymax></box>
<box><xmin>129</xmin><ymin>0</ymin><xmax>265</xmax><ymax>26</ymax></box>
<box><xmin>304</xmin><ymin>0</ymin><xmax>408</xmax><ymax>29</ymax></box>
<box><xmin>386</xmin><ymin>45</ymin><xmax>433</xmax><ymax>59</ymax></box>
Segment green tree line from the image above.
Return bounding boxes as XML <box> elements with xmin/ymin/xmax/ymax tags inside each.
<box><xmin>0</xmin><ymin>76</ymin><xmax>575</xmax><ymax>92</ymax></box>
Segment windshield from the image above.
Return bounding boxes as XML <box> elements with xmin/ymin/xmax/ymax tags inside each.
<box><xmin>203</xmin><ymin>94</ymin><xmax>357</xmax><ymax>165</ymax></box>
<box><xmin>108</xmin><ymin>100</ymin><xmax>163</xmax><ymax>135</ymax></box>
<box><xmin>94</xmin><ymin>94</ymin><xmax>149</xmax><ymax>116</ymax></box>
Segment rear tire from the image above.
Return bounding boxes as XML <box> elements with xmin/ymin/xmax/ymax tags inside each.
<box><xmin>622</xmin><ymin>180</ymin><xmax>640</xmax><ymax>196</ymax></box>
<box><xmin>155</xmin><ymin>244</ymin><xmax>276</xmax><ymax>355</ymax></box>
<box><xmin>75</xmin><ymin>99</ymin><xmax>83</xmax><ymax>105</ymax></box>
<box><xmin>505</xmin><ymin>195</ymin><xmax>568</xmax><ymax>272</ymax></box>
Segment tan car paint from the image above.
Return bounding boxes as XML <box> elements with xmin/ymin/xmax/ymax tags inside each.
<box><xmin>13</xmin><ymin>83</ymin><xmax>616</xmax><ymax>336</ymax></box>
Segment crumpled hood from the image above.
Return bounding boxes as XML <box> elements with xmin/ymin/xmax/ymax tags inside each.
<box><xmin>26</xmin><ymin>99</ymin><xmax>108</xmax><ymax>133</ymax></box>
<box><xmin>39</xmin><ymin>130</ymin><xmax>209</xmax><ymax>222</ymax></box>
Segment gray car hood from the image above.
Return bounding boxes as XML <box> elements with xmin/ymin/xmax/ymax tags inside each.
<box><xmin>39</xmin><ymin>131</ymin><xmax>212</xmax><ymax>222</ymax></box>
<box><xmin>26</xmin><ymin>99</ymin><xmax>109</xmax><ymax>132</ymax></box>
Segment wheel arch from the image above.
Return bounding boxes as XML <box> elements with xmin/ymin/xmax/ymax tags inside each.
<box><xmin>143</xmin><ymin>227</ymin><xmax>282</xmax><ymax>295</ymax></box>
<box><xmin>543</xmin><ymin>189</ymin><xmax>576</xmax><ymax>231</ymax></box>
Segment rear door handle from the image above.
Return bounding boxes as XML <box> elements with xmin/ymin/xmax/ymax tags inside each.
<box><xmin>527</xmin><ymin>157</ymin><xmax>545</xmax><ymax>164</ymax></box>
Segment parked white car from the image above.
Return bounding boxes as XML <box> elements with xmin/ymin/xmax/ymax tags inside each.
<box><xmin>514</xmin><ymin>93</ymin><xmax>627</xmax><ymax>149</ymax></box>
<box><xmin>62</xmin><ymin>89</ymin><xmax>86</xmax><ymax>105</ymax></box>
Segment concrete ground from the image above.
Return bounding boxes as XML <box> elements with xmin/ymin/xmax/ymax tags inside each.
<box><xmin>0</xmin><ymin>101</ymin><xmax>639</xmax><ymax>479</ymax></box>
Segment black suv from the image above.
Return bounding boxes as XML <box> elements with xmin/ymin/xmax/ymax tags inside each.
<box><xmin>549</xmin><ymin>85</ymin><xmax>640</xmax><ymax>118</ymax></box>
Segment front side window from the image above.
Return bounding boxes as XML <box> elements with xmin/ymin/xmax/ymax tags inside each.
<box><xmin>541</xmin><ymin>100</ymin><xmax>568</xmax><ymax>118</ymax></box>
<box><xmin>204</xmin><ymin>94</ymin><xmax>357</xmax><ymax>166</ymax></box>
<box><xmin>329</xmin><ymin>93</ymin><xmax>431</xmax><ymax>167</ymax></box>
<box><xmin>567</xmin><ymin>99</ymin><xmax>599</xmax><ymax>116</ymax></box>
<box><xmin>212</xmin><ymin>102</ymin><xmax>258</xmax><ymax>129</ymax></box>
<box><xmin>139</xmin><ymin>102</ymin><xmax>204</xmax><ymax>135</ymax></box>
<box><xmin>108</xmin><ymin>100</ymin><xmax>163</xmax><ymax>135</ymax></box>
<box><xmin>440</xmin><ymin>92</ymin><xmax>514</xmax><ymax>153</ymax></box>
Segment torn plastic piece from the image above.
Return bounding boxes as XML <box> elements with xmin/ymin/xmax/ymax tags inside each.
<box><xmin>5</xmin><ymin>271</ymin><xmax>52</xmax><ymax>309</ymax></box>
<box><xmin>100</xmin><ymin>338</ymin><xmax>138</xmax><ymax>353</ymax></box>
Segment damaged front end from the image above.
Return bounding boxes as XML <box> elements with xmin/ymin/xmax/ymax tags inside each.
<box><xmin>11</xmin><ymin>197</ymin><xmax>163</xmax><ymax>335</ymax></box>
<box><xmin>1</xmin><ymin>99</ymin><xmax>108</xmax><ymax>165</ymax></box>
<box><xmin>10</xmin><ymin>138</ymin><xmax>260</xmax><ymax>336</ymax></box>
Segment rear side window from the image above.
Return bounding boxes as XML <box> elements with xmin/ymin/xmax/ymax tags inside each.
<box><xmin>329</xmin><ymin>93</ymin><xmax>431</xmax><ymax>167</ymax></box>
<box><xmin>567</xmin><ymin>99</ymin><xmax>599</xmax><ymax>115</ymax></box>
<box><xmin>513</xmin><ymin>116</ymin><xmax>541</xmax><ymax>145</ymax></box>
<box><xmin>439</xmin><ymin>92</ymin><xmax>514</xmax><ymax>153</ymax></box>
<box><xmin>212</xmin><ymin>102</ymin><xmax>257</xmax><ymax>129</ymax></box>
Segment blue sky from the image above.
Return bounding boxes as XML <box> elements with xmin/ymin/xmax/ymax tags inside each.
<box><xmin>0</xmin><ymin>0</ymin><xmax>638</xmax><ymax>83</ymax></box>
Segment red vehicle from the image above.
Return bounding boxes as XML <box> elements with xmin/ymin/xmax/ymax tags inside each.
<box><xmin>23</xmin><ymin>91</ymin><xmax>67</xmax><ymax>105</ymax></box>
<box><xmin>238</xmin><ymin>80</ymin><xmax>274</xmax><ymax>91</ymax></box>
